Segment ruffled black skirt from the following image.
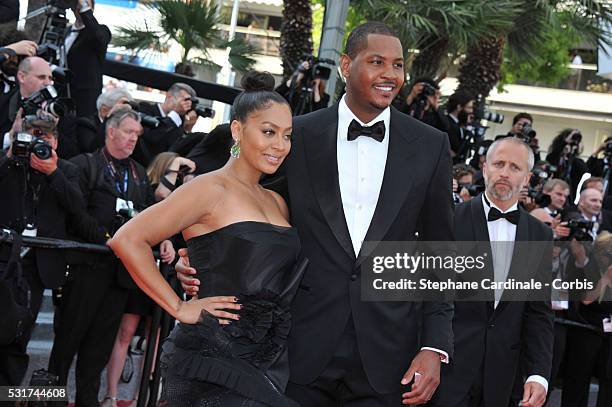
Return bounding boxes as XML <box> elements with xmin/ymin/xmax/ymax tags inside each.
<box><xmin>159</xmin><ymin>292</ymin><xmax>299</xmax><ymax>407</ymax></box>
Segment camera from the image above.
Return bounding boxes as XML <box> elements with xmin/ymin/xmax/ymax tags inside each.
<box><xmin>455</xmin><ymin>183</ymin><xmax>485</xmax><ymax>197</ymax></box>
<box><xmin>126</xmin><ymin>102</ymin><xmax>160</xmax><ymax>129</ymax></box>
<box><xmin>20</xmin><ymin>85</ymin><xmax>69</xmax><ymax>117</ymax></box>
<box><xmin>568</xmin><ymin>130</ymin><xmax>582</xmax><ymax>145</ymax></box>
<box><xmin>11</xmin><ymin>132</ymin><xmax>53</xmax><ymax>165</ymax></box>
<box><xmin>473</xmin><ymin>96</ymin><xmax>504</xmax><ymax>124</ymax></box>
<box><xmin>521</xmin><ymin>123</ymin><xmax>536</xmax><ymax>141</ymax></box>
<box><xmin>189</xmin><ymin>98</ymin><xmax>215</xmax><ymax>119</ymax></box>
<box><xmin>527</xmin><ymin>187</ymin><xmax>552</xmax><ymax>208</ymax></box>
<box><xmin>530</xmin><ymin>165</ymin><xmax>557</xmax><ymax>187</ymax></box>
<box><xmin>298</xmin><ymin>55</ymin><xmax>335</xmax><ymax>81</ymax></box>
<box><xmin>566</xmin><ymin>218</ymin><xmax>594</xmax><ymax>241</ymax></box>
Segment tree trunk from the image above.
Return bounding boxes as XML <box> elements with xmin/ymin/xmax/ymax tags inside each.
<box><xmin>409</xmin><ymin>36</ymin><xmax>449</xmax><ymax>82</ymax></box>
<box><xmin>456</xmin><ymin>36</ymin><xmax>505</xmax><ymax>98</ymax></box>
<box><xmin>280</xmin><ymin>0</ymin><xmax>313</xmax><ymax>78</ymax></box>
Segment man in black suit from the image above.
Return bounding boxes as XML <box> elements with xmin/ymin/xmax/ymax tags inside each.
<box><xmin>430</xmin><ymin>137</ymin><xmax>554</xmax><ymax>407</ymax></box>
<box><xmin>0</xmin><ymin>115</ymin><xmax>83</xmax><ymax>385</ymax></box>
<box><xmin>132</xmin><ymin>82</ymin><xmax>196</xmax><ymax>166</ymax></box>
<box><xmin>445</xmin><ymin>90</ymin><xmax>474</xmax><ymax>164</ymax></box>
<box><xmin>178</xmin><ymin>22</ymin><xmax>454</xmax><ymax>405</ymax></box>
<box><xmin>66</xmin><ymin>0</ymin><xmax>111</xmax><ymax>117</ymax></box>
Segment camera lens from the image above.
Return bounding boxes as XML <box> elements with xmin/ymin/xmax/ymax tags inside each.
<box><xmin>32</xmin><ymin>139</ymin><xmax>52</xmax><ymax>160</ymax></box>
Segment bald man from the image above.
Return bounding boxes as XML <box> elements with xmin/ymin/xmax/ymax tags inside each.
<box><xmin>1</xmin><ymin>56</ymin><xmax>54</xmax><ymax>138</ymax></box>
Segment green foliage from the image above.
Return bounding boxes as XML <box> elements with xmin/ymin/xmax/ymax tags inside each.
<box><xmin>113</xmin><ymin>0</ymin><xmax>256</xmax><ymax>73</ymax></box>
<box><xmin>499</xmin><ymin>19</ymin><xmax>578</xmax><ymax>89</ymax></box>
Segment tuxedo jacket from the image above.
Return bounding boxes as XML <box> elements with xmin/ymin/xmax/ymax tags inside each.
<box><xmin>275</xmin><ymin>104</ymin><xmax>455</xmax><ymax>393</ymax></box>
<box><xmin>66</xmin><ymin>10</ymin><xmax>111</xmax><ymax>116</ymax></box>
<box><xmin>432</xmin><ymin>196</ymin><xmax>554</xmax><ymax>407</ymax></box>
<box><xmin>0</xmin><ymin>154</ymin><xmax>83</xmax><ymax>288</ymax></box>
<box><xmin>131</xmin><ymin>102</ymin><xmax>184</xmax><ymax>167</ymax></box>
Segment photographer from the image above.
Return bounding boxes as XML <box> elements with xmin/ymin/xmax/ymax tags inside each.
<box><xmin>542</xmin><ymin>178</ymin><xmax>570</xmax><ymax>217</ymax></box>
<box><xmin>497</xmin><ymin>113</ymin><xmax>540</xmax><ymax>161</ymax></box>
<box><xmin>0</xmin><ymin>112</ymin><xmax>83</xmax><ymax>385</ymax></box>
<box><xmin>1</xmin><ymin>56</ymin><xmax>82</xmax><ymax>160</ymax></box>
<box><xmin>275</xmin><ymin>59</ymin><xmax>331</xmax><ymax>115</ymax></box>
<box><xmin>445</xmin><ymin>90</ymin><xmax>474</xmax><ymax>164</ymax></box>
<box><xmin>452</xmin><ymin>163</ymin><xmax>479</xmax><ymax>203</ymax></box>
<box><xmin>131</xmin><ymin>82</ymin><xmax>197</xmax><ymax>167</ymax></box>
<box><xmin>47</xmin><ymin>107</ymin><xmax>171</xmax><ymax>405</ymax></box>
<box><xmin>561</xmin><ymin>231</ymin><xmax>612</xmax><ymax>407</ymax></box>
<box><xmin>400</xmin><ymin>77</ymin><xmax>448</xmax><ymax>132</ymax></box>
<box><xmin>0</xmin><ymin>25</ymin><xmax>37</xmax><ymax>94</ymax></box>
<box><xmin>65</xmin><ymin>0</ymin><xmax>111</xmax><ymax>117</ymax></box>
<box><xmin>61</xmin><ymin>87</ymin><xmax>133</xmax><ymax>155</ymax></box>
<box><xmin>546</xmin><ymin>128</ymin><xmax>588</xmax><ymax>197</ymax></box>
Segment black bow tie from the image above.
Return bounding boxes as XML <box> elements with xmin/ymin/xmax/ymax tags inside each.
<box><xmin>487</xmin><ymin>207</ymin><xmax>520</xmax><ymax>225</ymax></box>
<box><xmin>347</xmin><ymin>119</ymin><xmax>385</xmax><ymax>142</ymax></box>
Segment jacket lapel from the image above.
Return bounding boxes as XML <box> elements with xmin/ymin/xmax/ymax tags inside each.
<box><xmin>303</xmin><ymin>104</ymin><xmax>355</xmax><ymax>261</ymax></box>
<box><xmin>356</xmin><ymin>108</ymin><xmax>418</xmax><ymax>264</ymax></box>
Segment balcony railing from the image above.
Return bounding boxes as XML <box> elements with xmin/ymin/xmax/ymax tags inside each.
<box><xmin>513</xmin><ymin>64</ymin><xmax>612</xmax><ymax>94</ymax></box>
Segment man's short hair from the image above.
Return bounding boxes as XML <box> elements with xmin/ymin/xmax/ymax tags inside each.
<box><xmin>486</xmin><ymin>137</ymin><xmax>534</xmax><ymax>170</ymax></box>
<box><xmin>344</xmin><ymin>22</ymin><xmax>398</xmax><ymax>59</ymax></box>
<box><xmin>168</xmin><ymin>82</ymin><xmax>196</xmax><ymax>99</ymax></box>
<box><xmin>582</xmin><ymin>176</ymin><xmax>603</xmax><ymax>192</ymax></box>
<box><xmin>96</xmin><ymin>88</ymin><xmax>132</xmax><ymax>112</ymax></box>
<box><xmin>512</xmin><ymin>112</ymin><xmax>533</xmax><ymax>125</ymax></box>
<box><xmin>23</xmin><ymin>115</ymin><xmax>57</xmax><ymax>138</ymax></box>
<box><xmin>106</xmin><ymin>106</ymin><xmax>140</xmax><ymax>134</ymax></box>
<box><xmin>447</xmin><ymin>90</ymin><xmax>474</xmax><ymax>113</ymax></box>
<box><xmin>543</xmin><ymin>178</ymin><xmax>570</xmax><ymax>193</ymax></box>
<box><xmin>453</xmin><ymin>163</ymin><xmax>475</xmax><ymax>180</ymax></box>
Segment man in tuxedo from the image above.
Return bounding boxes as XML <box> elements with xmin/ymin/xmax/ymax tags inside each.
<box><xmin>429</xmin><ymin>137</ymin><xmax>554</xmax><ymax>407</ymax></box>
<box><xmin>66</xmin><ymin>0</ymin><xmax>111</xmax><ymax>117</ymax></box>
<box><xmin>0</xmin><ymin>116</ymin><xmax>83</xmax><ymax>385</ymax></box>
<box><xmin>178</xmin><ymin>22</ymin><xmax>454</xmax><ymax>405</ymax></box>
<box><xmin>132</xmin><ymin>82</ymin><xmax>196</xmax><ymax>166</ymax></box>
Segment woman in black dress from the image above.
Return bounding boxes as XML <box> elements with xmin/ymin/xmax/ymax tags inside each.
<box><xmin>109</xmin><ymin>71</ymin><xmax>302</xmax><ymax>406</ymax></box>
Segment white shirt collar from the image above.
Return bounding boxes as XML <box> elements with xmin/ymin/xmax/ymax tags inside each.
<box><xmin>337</xmin><ymin>95</ymin><xmax>390</xmax><ymax>142</ymax></box>
<box><xmin>448</xmin><ymin>113</ymin><xmax>459</xmax><ymax>124</ymax></box>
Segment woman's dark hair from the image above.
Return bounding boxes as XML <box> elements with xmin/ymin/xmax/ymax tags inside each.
<box><xmin>547</xmin><ymin>128</ymin><xmax>579</xmax><ymax>165</ymax></box>
<box><xmin>230</xmin><ymin>71</ymin><xmax>289</xmax><ymax>122</ymax></box>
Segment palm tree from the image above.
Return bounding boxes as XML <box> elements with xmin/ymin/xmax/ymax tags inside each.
<box><xmin>350</xmin><ymin>0</ymin><xmax>522</xmax><ymax>82</ymax></box>
<box><xmin>457</xmin><ymin>0</ymin><xmax>612</xmax><ymax>97</ymax></box>
<box><xmin>113</xmin><ymin>0</ymin><xmax>256</xmax><ymax>73</ymax></box>
<box><xmin>280</xmin><ymin>0</ymin><xmax>313</xmax><ymax>77</ymax></box>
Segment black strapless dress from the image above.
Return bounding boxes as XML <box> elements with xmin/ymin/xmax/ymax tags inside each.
<box><xmin>160</xmin><ymin>221</ymin><xmax>305</xmax><ymax>407</ymax></box>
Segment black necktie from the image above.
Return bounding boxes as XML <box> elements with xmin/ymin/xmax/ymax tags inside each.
<box><xmin>347</xmin><ymin>119</ymin><xmax>385</xmax><ymax>142</ymax></box>
<box><xmin>487</xmin><ymin>207</ymin><xmax>520</xmax><ymax>225</ymax></box>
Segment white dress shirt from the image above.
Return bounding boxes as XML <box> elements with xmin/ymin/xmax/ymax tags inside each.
<box><xmin>336</xmin><ymin>96</ymin><xmax>448</xmax><ymax>363</ymax></box>
<box><xmin>481</xmin><ymin>193</ymin><xmax>549</xmax><ymax>392</ymax></box>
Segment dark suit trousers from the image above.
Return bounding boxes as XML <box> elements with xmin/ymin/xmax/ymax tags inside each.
<box><xmin>72</xmin><ymin>88</ymin><xmax>99</xmax><ymax>118</ymax></box>
<box><xmin>286</xmin><ymin>318</ymin><xmax>403</xmax><ymax>406</ymax></box>
<box><xmin>48</xmin><ymin>262</ymin><xmax>128</xmax><ymax>407</ymax></box>
<box><xmin>0</xmin><ymin>261</ymin><xmax>44</xmax><ymax>385</ymax></box>
<box><xmin>561</xmin><ymin>327</ymin><xmax>612</xmax><ymax>407</ymax></box>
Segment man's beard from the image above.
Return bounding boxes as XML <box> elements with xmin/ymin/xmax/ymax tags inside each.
<box><xmin>485</xmin><ymin>178</ymin><xmax>520</xmax><ymax>201</ymax></box>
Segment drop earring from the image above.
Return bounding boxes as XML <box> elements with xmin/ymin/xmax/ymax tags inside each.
<box><xmin>230</xmin><ymin>139</ymin><xmax>241</xmax><ymax>158</ymax></box>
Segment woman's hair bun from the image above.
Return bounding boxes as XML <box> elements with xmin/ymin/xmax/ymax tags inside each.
<box><xmin>241</xmin><ymin>71</ymin><xmax>275</xmax><ymax>92</ymax></box>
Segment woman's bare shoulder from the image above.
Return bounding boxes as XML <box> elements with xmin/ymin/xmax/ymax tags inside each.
<box><xmin>264</xmin><ymin>188</ymin><xmax>289</xmax><ymax>221</ymax></box>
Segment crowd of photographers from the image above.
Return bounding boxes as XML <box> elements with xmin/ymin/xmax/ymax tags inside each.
<box><xmin>1</xmin><ymin>5</ymin><xmax>612</xmax><ymax>405</ymax></box>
